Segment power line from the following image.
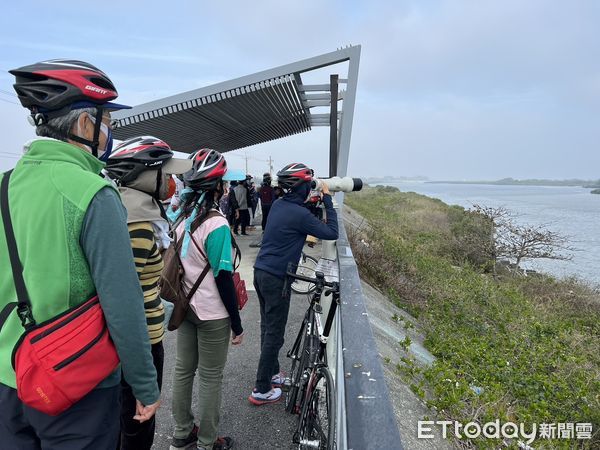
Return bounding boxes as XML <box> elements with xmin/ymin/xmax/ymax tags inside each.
<box><xmin>0</xmin><ymin>88</ymin><xmax>16</xmax><ymax>97</ymax></box>
<box><xmin>0</xmin><ymin>96</ymin><xmax>18</xmax><ymax>105</ymax></box>
<box><xmin>226</xmin><ymin>153</ymin><xmax>268</xmax><ymax>163</ymax></box>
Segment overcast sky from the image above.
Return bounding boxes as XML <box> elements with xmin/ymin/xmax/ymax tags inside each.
<box><xmin>1</xmin><ymin>0</ymin><xmax>599</xmax><ymax>180</ymax></box>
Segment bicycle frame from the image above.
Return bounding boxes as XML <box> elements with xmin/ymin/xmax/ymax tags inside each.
<box><xmin>284</xmin><ymin>267</ymin><xmax>340</xmax><ymax>449</ymax></box>
<box><xmin>286</xmin><ymin>274</ymin><xmax>339</xmax><ymax>380</ymax></box>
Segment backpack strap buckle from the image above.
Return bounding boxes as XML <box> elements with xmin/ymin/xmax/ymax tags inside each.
<box><xmin>17</xmin><ymin>305</ymin><xmax>36</xmax><ymax>329</ymax></box>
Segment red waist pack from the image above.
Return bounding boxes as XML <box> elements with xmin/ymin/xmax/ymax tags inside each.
<box><xmin>11</xmin><ymin>296</ymin><xmax>120</xmax><ymax>416</ymax></box>
<box><xmin>233</xmin><ymin>272</ymin><xmax>248</xmax><ymax>310</ymax></box>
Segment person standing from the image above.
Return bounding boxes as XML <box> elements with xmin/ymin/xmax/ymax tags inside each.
<box><xmin>0</xmin><ymin>59</ymin><xmax>159</xmax><ymax>449</ymax></box>
<box><xmin>247</xmin><ymin>176</ymin><xmax>257</xmax><ymax>221</ymax></box>
<box><xmin>233</xmin><ymin>178</ymin><xmax>250</xmax><ymax>235</ymax></box>
<box><xmin>223</xmin><ymin>180</ymin><xmax>239</xmax><ymax>228</ymax></box>
<box><xmin>105</xmin><ymin>136</ymin><xmax>191</xmax><ymax>450</ymax></box>
<box><xmin>249</xmin><ymin>163</ymin><xmax>338</xmax><ymax>404</ymax></box>
<box><xmin>257</xmin><ymin>172</ymin><xmax>275</xmax><ymax>231</ymax></box>
<box><xmin>169</xmin><ymin>149</ymin><xmax>244</xmax><ymax>450</ymax></box>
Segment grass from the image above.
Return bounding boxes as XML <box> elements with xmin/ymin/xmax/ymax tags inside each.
<box><xmin>345</xmin><ymin>186</ymin><xmax>600</xmax><ymax>449</ymax></box>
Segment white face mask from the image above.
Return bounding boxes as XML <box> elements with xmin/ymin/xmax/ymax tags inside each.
<box><xmin>86</xmin><ymin>114</ymin><xmax>111</xmax><ymax>157</ymax></box>
<box><xmin>76</xmin><ymin>113</ymin><xmax>109</xmax><ymax>154</ymax></box>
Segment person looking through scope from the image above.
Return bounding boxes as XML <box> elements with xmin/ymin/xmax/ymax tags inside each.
<box><xmin>249</xmin><ymin>163</ymin><xmax>339</xmax><ymax>405</ymax></box>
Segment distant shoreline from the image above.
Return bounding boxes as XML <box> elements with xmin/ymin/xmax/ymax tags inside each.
<box><xmin>427</xmin><ymin>179</ymin><xmax>600</xmax><ymax>188</ymax></box>
<box><xmin>366</xmin><ymin>178</ymin><xmax>600</xmax><ymax>189</ymax></box>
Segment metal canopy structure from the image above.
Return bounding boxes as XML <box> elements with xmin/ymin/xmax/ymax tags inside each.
<box><xmin>112</xmin><ymin>45</ymin><xmax>361</xmax><ymax>176</ymax></box>
<box><xmin>112</xmin><ymin>46</ymin><xmax>406</xmax><ymax>449</ymax></box>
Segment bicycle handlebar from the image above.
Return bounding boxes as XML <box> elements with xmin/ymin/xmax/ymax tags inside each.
<box><xmin>282</xmin><ymin>262</ymin><xmax>339</xmax><ymax>298</ymax></box>
<box><xmin>285</xmin><ymin>262</ymin><xmax>338</xmax><ymax>288</ymax></box>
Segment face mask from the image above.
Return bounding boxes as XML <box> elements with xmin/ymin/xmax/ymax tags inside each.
<box><xmin>99</xmin><ymin>126</ymin><xmax>114</xmax><ymax>161</ymax></box>
<box><xmin>295</xmin><ymin>182</ymin><xmax>311</xmax><ymax>203</ymax></box>
<box><xmin>87</xmin><ymin>114</ymin><xmax>114</xmax><ymax>161</ymax></box>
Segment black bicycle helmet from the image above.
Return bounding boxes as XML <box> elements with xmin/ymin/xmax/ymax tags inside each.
<box><xmin>106</xmin><ymin>136</ymin><xmax>174</xmax><ymax>185</ymax></box>
<box><xmin>276</xmin><ymin>163</ymin><xmax>313</xmax><ymax>189</ymax></box>
<box><xmin>184</xmin><ymin>148</ymin><xmax>227</xmax><ymax>191</ymax></box>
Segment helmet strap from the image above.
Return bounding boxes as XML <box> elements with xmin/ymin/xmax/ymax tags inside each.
<box><xmin>215</xmin><ymin>180</ymin><xmax>225</xmax><ymax>203</ymax></box>
<box><xmin>67</xmin><ymin>107</ymin><xmax>103</xmax><ymax>157</ymax></box>
<box><xmin>156</xmin><ymin>198</ymin><xmax>168</xmax><ymax>222</ymax></box>
<box><xmin>154</xmin><ymin>167</ymin><xmax>163</xmax><ymax>200</ymax></box>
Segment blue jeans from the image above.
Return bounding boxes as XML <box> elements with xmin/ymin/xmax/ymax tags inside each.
<box><xmin>0</xmin><ymin>383</ymin><xmax>120</xmax><ymax>450</ymax></box>
<box><xmin>254</xmin><ymin>269</ymin><xmax>292</xmax><ymax>393</ymax></box>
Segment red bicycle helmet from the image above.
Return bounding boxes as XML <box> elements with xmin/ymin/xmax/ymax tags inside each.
<box><xmin>184</xmin><ymin>148</ymin><xmax>227</xmax><ymax>191</ymax></box>
<box><xmin>276</xmin><ymin>163</ymin><xmax>313</xmax><ymax>189</ymax></box>
<box><xmin>106</xmin><ymin>136</ymin><xmax>190</xmax><ymax>185</ymax></box>
<box><xmin>10</xmin><ymin>59</ymin><xmax>131</xmax><ymax>158</ymax></box>
<box><xmin>10</xmin><ymin>59</ymin><xmax>129</xmax><ymax>115</ymax></box>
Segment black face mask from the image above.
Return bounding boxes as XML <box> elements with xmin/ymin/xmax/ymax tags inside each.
<box><xmin>291</xmin><ymin>181</ymin><xmax>311</xmax><ymax>202</ymax></box>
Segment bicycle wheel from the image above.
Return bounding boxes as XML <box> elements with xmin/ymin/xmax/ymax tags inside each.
<box><xmin>297</xmin><ymin>366</ymin><xmax>336</xmax><ymax>450</ymax></box>
<box><xmin>291</xmin><ymin>254</ymin><xmax>318</xmax><ymax>294</ymax></box>
<box><xmin>286</xmin><ymin>319</ymin><xmax>307</xmax><ymax>413</ymax></box>
<box><xmin>286</xmin><ymin>331</ymin><xmax>318</xmax><ymax>414</ymax></box>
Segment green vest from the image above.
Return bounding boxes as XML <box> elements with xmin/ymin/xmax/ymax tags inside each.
<box><xmin>0</xmin><ymin>139</ymin><xmax>112</xmax><ymax>388</ymax></box>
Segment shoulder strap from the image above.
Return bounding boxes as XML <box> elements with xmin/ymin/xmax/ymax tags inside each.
<box><xmin>0</xmin><ymin>170</ymin><xmax>36</xmax><ymax>329</ymax></box>
<box><xmin>180</xmin><ymin>209</ymin><xmax>222</xmax><ymax>300</ymax></box>
<box><xmin>186</xmin><ymin>264</ymin><xmax>211</xmax><ymax>300</ymax></box>
<box><xmin>190</xmin><ymin>209</ymin><xmax>223</xmax><ymax>235</ymax></box>
<box><xmin>230</xmin><ymin>233</ymin><xmax>242</xmax><ymax>271</ymax></box>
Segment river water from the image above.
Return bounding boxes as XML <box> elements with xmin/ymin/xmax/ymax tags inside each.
<box><xmin>383</xmin><ymin>182</ymin><xmax>599</xmax><ymax>286</ymax></box>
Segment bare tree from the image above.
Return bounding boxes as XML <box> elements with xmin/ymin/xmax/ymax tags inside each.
<box><xmin>470</xmin><ymin>204</ymin><xmax>573</xmax><ymax>272</ymax></box>
<box><xmin>470</xmin><ymin>204</ymin><xmax>512</xmax><ymax>269</ymax></box>
<box><xmin>497</xmin><ymin>223</ymin><xmax>573</xmax><ymax>269</ymax></box>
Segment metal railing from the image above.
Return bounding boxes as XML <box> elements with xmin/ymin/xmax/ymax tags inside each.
<box><xmin>316</xmin><ymin>217</ymin><xmax>403</xmax><ymax>449</ymax></box>
<box><xmin>335</xmin><ymin>220</ymin><xmax>403</xmax><ymax>449</ymax></box>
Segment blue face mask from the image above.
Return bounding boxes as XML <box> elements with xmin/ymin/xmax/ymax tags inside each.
<box><xmin>99</xmin><ymin>126</ymin><xmax>113</xmax><ymax>162</ymax></box>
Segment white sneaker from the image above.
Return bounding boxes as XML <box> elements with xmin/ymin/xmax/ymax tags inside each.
<box><xmin>248</xmin><ymin>387</ymin><xmax>282</xmax><ymax>405</ymax></box>
<box><xmin>271</xmin><ymin>372</ymin><xmax>285</xmax><ymax>387</ymax></box>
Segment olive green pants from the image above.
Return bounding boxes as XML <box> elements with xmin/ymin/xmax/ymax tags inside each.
<box><xmin>171</xmin><ymin>310</ymin><xmax>230</xmax><ymax>448</ymax></box>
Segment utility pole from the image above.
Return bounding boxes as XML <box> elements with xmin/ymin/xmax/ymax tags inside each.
<box><xmin>244</xmin><ymin>150</ymin><xmax>249</xmax><ymax>175</ymax></box>
<box><xmin>268</xmin><ymin>156</ymin><xmax>273</xmax><ymax>176</ymax></box>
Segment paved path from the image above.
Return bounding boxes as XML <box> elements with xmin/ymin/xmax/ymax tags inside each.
<box><xmin>152</xmin><ymin>227</ymin><xmax>310</xmax><ymax>449</ymax></box>
<box><xmin>151</xmin><ymin>209</ymin><xmax>452</xmax><ymax>449</ymax></box>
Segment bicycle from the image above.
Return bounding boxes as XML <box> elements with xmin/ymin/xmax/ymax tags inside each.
<box><xmin>291</xmin><ymin>251</ymin><xmax>318</xmax><ymax>295</ymax></box>
<box><xmin>282</xmin><ymin>265</ymin><xmax>340</xmax><ymax>450</ymax></box>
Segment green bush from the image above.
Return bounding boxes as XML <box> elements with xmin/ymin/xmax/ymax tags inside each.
<box><xmin>346</xmin><ymin>187</ymin><xmax>600</xmax><ymax>449</ymax></box>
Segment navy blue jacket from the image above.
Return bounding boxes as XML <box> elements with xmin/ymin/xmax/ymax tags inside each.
<box><xmin>254</xmin><ymin>192</ymin><xmax>338</xmax><ymax>278</ymax></box>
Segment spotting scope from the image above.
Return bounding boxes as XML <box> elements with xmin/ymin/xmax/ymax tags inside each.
<box><xmin>311</xmin><ymin>176</ymin><xmax>363</xmax><ymax>193</ymax></box>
